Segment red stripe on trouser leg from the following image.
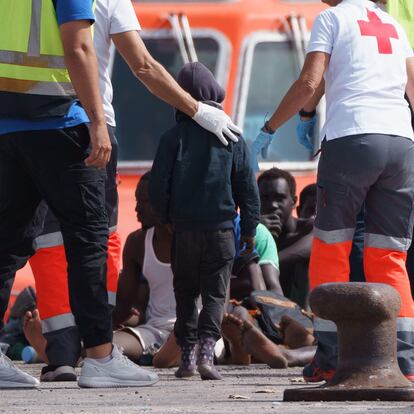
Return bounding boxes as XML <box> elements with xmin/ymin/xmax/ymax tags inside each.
<box><xmin>107</xmin><ymin>231</ymin><xmax>121</xmax><ymax>294</ymax></box>
<box><xmin>309</xmin><ymin>238</ymin><xmax>352</xmax><ymax>291</ymax></box>
<box><xmin>29</xmin><ymin>245</ymin><xmax>71</xmax><ymax>320</ymax></box>
<box><xmin>364</xmin><ymin>247</ymin><xmax>414</xmax><ymax>318</ymax></box>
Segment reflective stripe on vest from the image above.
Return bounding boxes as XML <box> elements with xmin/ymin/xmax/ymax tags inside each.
<box><xmin>0</xmin><ymin>0</ymin><xmax>74</xmax><ymax>97</ymax></box>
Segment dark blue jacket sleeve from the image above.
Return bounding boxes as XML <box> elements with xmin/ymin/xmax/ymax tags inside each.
<box><xmin>149</xmin><ymin>128</ymin><xmax>180</xmax><ymax>224</ymax></box>
<box><xmin>231</xmin><ymin>137</ymin><xmax>260</xmax><ymax>237</ymax></box>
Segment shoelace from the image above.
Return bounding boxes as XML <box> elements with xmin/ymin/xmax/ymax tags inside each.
<box><xmin>115</xmin><ymin>350</ymin><xmax>140</xmax><ymax>368</ymax></box>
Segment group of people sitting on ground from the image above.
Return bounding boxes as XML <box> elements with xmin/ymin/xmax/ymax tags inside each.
<box><xmin>19</xmin><ymin>169</ymin><xmax>316</xmax><ymax>377</ymax></box>
<box><xmin>1</xmin><ymin>62</ymin><xmax>320</xmax><ymax>382</ymax></box>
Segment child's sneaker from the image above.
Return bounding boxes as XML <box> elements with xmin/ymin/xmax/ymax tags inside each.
<box><xmin>197</xmin><ymin>336</ymin><xmax>222</xmax><ymax>380</ymax></box>
<box><xmin>175</xmin><ymin>344</ymin><xmax>197</xmax><ymax>378</ymax></box>
<box><xmin>0</xmin><ymin>351</ymin><xmax>39</xmax><ymax>389</ymax></box>
<box><xmin>78</xmin><ymin>345</ymin><xmax>158</xmax><ymax>388</ymax></box>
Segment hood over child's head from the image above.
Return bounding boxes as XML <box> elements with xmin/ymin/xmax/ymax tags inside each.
<box><xmin>177</xmin><ymin>62</ymin><xmax>225</xmax><ymax>106</ymax></box>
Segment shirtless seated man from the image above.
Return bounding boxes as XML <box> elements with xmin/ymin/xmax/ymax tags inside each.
<box><xmin>258</xmin><ymin>168</ymin><xmax>314</xmax><ymax>309</ymax></box>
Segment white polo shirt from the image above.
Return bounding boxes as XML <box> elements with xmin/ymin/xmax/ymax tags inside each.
<box><xmin>94</xmin><ymin>0</ymin><xmax>141</xmax><ymax>126</ymax></box>
<box><xmin>307</xmin><ymin>0</ymin><xmax>414</xmax><ymax>141</ymax></box>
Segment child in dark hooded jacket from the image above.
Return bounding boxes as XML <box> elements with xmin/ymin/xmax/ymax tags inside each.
<box><xmin>149</xmin><ymin>62</ymin><xmax>260</xmax><ymax>380</ymax></box>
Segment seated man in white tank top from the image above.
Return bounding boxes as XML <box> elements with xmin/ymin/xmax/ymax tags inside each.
<box><xmin>112</xmin><ymin>172</ymin><xmax>178</xmax><ymax>364</ymax></box>
<box><xmin>22</xmin><ymin>173</ymin><xmax>208</xmax><ymax>368</ymax></box>
<box><xmin>23</xmin><ymin>173</ymin><xmax>179</xmax><ymax>366</ymax></box>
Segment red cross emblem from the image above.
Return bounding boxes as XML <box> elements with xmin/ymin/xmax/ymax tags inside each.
<box><xmin>357</xmin><ymin>10</ymin><xmax>399</xmax><ymax>54</ymax></box>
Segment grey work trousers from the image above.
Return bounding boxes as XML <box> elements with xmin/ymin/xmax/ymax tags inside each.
<box><xmin>309</xmin><ymin>133</ymin><xmax>414</xmax><ymax>376</ymax></box>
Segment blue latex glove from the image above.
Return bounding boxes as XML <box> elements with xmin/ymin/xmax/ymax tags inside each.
<box><xmin>296</xmin><ymin>116</ymin><xmax>316</xmax><ymax>152</ymax></box>
<box><xmin>250</xmin><ymin>130</ymin><xmax>274</xmax><ymax>172</ymax></box>
<box><xmin>260</xmin><ymin>133</ymin><xmax>273</xmax><ymax>159</ymax></box>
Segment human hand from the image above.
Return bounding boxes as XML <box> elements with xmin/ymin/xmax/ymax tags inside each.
<box><xmin>260</xmin><ymin>132</ymin><xmax>273</xmax><ymax>159</ymax></box>
<box><xmin>260</xmin><ymin>213</ymin><xmax>282</xmax><ymax>238</ymax></box>
<box><xmin>193</xmin><ymin>102</ymin><xmax>242</xmax><ymax>146</ymax></box>
<box><xmin>296</xmin><ymin>116</ymin><xmax>316</xmax><ymax>152</ymax></box>
<box><xmin>112</xmin><ymin>306</ymin><xmax>140</xmax><ymax>329</ymax></box>
<box><xmin>250</xmin><ymin>130</ymin><xmax>275</xmax><ymax>172</ymax></box>
<box><xmin>85</xmin><ymin>122</ymin><xmax>112</xmax><ymax>168</ymax></box>
<box><xmin>240</xmin><ymin>235</ymin><xmax>255</xmax><ymax>255</ymax></box>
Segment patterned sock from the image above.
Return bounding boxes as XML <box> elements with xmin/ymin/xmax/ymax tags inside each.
<box><xmin>197</xmin><ymin>336</ymin><xmax>216</xmax><ymax>366</ymax></box>
<box><xmin>197</xmin><ymin>336</ymin><xmax>222</xmax><ymax>380</ymax></box>
<box><xmin>175</xmin><ymin>344</ymin><xmax>197</xmax><ymax>378</ymax></box>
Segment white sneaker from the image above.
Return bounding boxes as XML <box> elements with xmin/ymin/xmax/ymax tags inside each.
<box><xmin>78</xmin><ymin>345</ymin><xmax>159</xmax><ymax>388</ymax></box>
<box><xmin>0</xmin><ymin>351</ymin><xmax>39</xmax><ymax>389</ymax></box>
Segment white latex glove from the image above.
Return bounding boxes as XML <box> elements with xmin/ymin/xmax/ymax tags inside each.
<box><xmin>193</xmin><ymin>102</ymin><xmax>242</xmax><ymax>146</ymax></box>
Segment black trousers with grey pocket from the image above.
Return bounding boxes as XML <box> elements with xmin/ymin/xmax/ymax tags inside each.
<box><xmin>0</xmin><ymin>125</ymin><xmax>112</xmax><ymax>349</ymax></box>
<box><xmin>172</xmin><ymin>229</ymin><xmax>235</xmax><ymax>346</ymax></box>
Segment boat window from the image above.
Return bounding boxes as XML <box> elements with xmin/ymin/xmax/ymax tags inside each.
<box><xmin>236</xmin><ymin>35</ymin><xmax>313</xmax><ymax>164</ymax></box>
<box><xmin>112</xmin><ymin>32</ymin><xmax>228</xmax><ymax>163</ymax></box>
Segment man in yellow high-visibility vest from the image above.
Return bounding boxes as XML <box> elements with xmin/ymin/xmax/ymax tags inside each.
<box><xmin>0</xmin><ymin>0</ymin><xmax>158</xmax><ymax>389</ymax></box>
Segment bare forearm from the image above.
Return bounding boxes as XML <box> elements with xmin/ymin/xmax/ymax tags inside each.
<box><xmin>303</xmin><ymin>79</ymin><xmax>325</xmax><ymax>113</ymax></box>
<box><xmin>261</xmin><ymin>264</ymin><xmax>283</xmax><ymax>295</ymax></box>
<box><xmin>278</xmin><ymin>233</ymin><xmax>312</xmax><ymax>266</ymax></box>
<box><xmin>267</xmin><ymin>80</ymin><xmax>315</xmax><ymax>131</ymax></box>
<box><xmin>135</xmin><ymin>59</ymin><xmax>198</xmax><ymax>117</ymax></box>
<box><xmin>60</xmin><ymin>23</ymin><xmax>106</xmax><ymax>125</ymax></box>
<box><xmin>114</xmin><ymin>269</ymin><xmax>140</xmax><ymax>323</ymax></box>
<box><xmin>267</xmin><ymin>51</ymin><xmax>329</xmax><ymax>131</ymax></box>
<box><xmin>112</xmin><ymin>31</ymin><xmax>198</xmax><ymax>117</ymax></box>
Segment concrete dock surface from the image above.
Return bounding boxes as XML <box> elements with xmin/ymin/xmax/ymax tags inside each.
<box><xmin>2</xmin><ymin>363</ymin><xmax>414</xmax><ymax>414</ymax></box>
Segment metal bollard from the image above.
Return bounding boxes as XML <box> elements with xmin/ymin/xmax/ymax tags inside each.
<box><xmin>284</xmin><ymin>282</ymin><xmax>414</xmax><ymax>401</ymax></box>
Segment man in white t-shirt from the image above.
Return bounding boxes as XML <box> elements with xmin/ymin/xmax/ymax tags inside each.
<box><xmin>251</xmin><ymin>0</ymin><xmax>414</xmax><ymax>382</ymax></box>
<box><xmin>23</xmin><ymin>0</ymin><xmax>241</xmax><ymax>385</ymax></box>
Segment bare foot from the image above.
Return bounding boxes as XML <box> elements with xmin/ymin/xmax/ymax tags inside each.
<box><xmin>22</xmin><ymin>310</ymin><xmax>48</xmax><ymax>363</ymax></box>
<box><xmin>230</xmin><ymin>305</ymin><xmax>253</xmax><ymax>323</ymax></box>
<box><xmin>281</xmin><ymin>346</ymin><xmax>316</xmax><ymax>367</ymax></box>
<box><xmin>241</xmin><ymin>320</ymin><xmax>288</xmax><ymax>369</ymax></box>
<box><xmin>279</xmin><ymin>315</ymin><xmax>314</xmax><ymax>349</ymax></box>
<box><xmin>153</xmin><ymin>333</ymin><xmax>181</xmax><ymax>368</ymax></box>
<box><xmin>221</xmin><ymin>313</ymin><xmax>251</xmax><ymax>365</ymax></box>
